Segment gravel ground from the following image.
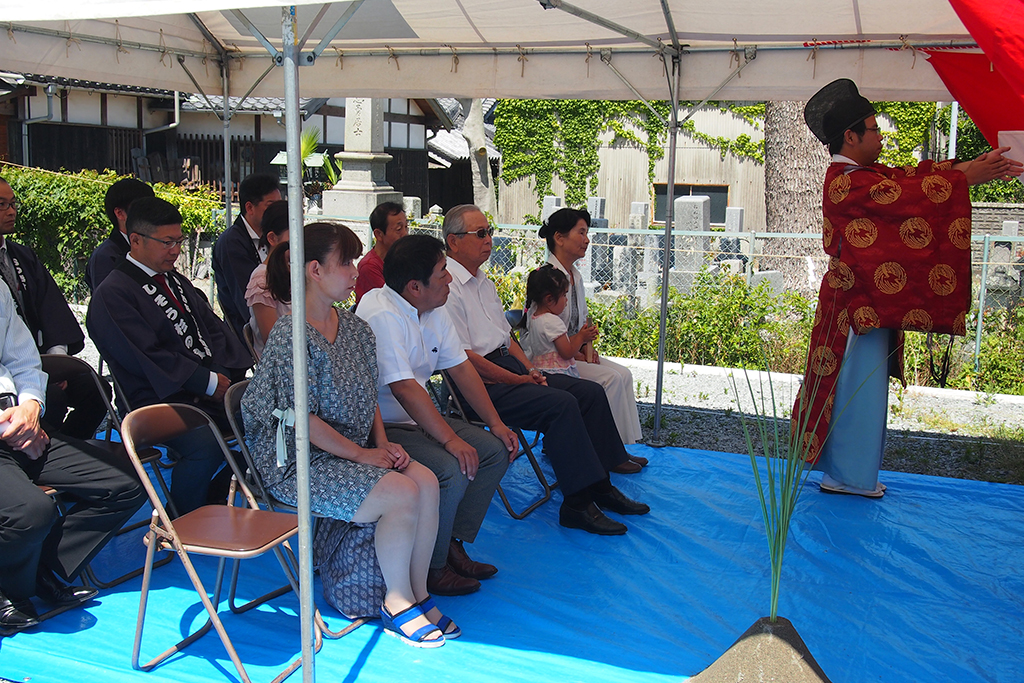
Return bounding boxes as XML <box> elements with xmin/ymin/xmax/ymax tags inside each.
<box><xmin>622</xmin><ymin>357</ymin><xmax>1024</xmax><ymax>486</ymax></box>
<box><xmin>70</xmin><ymin>301</ymin><xmax>1024</xmax><ymax>487</ymax></box>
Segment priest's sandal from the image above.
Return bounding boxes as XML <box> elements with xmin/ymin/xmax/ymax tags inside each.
<box><xmin>380</xmin><ymin>602</ymin><xmax>445</xmax><ymax>648</ymax></box>
<box><xmin>417</xmin><ymin>596</ymin><xmax>461</xmax><ymax>639</ymax></box>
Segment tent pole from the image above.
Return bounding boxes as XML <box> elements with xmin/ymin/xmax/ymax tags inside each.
<box><xmin>282</xmin><ymin>6</ymin><xmax>315</xmax><ymax>682</ymax></box>
<box><xmin>651</xmin><ymin>52</ymin><xmax>681</xmax><ymax>445</ymax></box>
<box><xmin>222</xmin><ymin>61</ymin><xmax>232</xmax><ymax>231</ymax></box>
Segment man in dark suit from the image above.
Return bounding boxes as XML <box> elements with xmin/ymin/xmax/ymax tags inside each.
<box><xmin>87</xmin><ymin>197</ymin><xmax>252</xmax><ymax>513</ymax></box>
<box><xmin>211</xmin><ymin>173</ymin><xmax>281</xmax><ymax>341</ymax></box>
<box><xmin>85</xmin><ymin>177</ymin><xmax>155</xmax><ymax>292</ymax></box>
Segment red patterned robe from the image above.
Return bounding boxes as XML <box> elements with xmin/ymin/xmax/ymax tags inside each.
<box><xmin>793</xmin><ymin>158</ymin><xmax>972</xmax><ymax>461</ymax></box>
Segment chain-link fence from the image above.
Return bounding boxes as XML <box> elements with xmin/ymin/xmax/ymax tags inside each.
<box><xmin>411</xmin><ymin>221</ymin><xmax>1024</xmax><ymax>356</ymax></box>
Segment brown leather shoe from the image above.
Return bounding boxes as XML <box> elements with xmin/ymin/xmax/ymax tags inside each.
<box><xmin>628</xmin><ymin>455</ymin><xmax>649</xmax><ymax>467</ymax></box>
<box><xmin>427</xmin><ymin>565</ymin><xmax>480</xmax><ymax>596</ymax></box>
<box><xmin>448</xmin><ymin>539</ymin><xmax>498</xmax><ymax>580</ymax></box>
<box><xmin>611</xmin><ymin>459</ymin><xmax>642</xmax><ymax>474</ymax></box>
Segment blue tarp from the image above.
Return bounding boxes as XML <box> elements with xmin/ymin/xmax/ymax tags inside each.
<box><xmin>2</xmin><ymin>445</ymin><xmax>1022</xmax><ymax>682</ymax></box>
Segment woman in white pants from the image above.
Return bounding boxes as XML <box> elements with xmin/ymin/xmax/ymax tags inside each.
<box><xmin>531</xmin><ymin>208</ymin><xmax>644</xmax><ymax>447</ymax></box>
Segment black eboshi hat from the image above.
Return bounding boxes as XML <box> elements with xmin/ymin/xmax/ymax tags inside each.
<box><xmin>803</xmin><ymin>78</ymin><xmax>876</xmax><ymax>145</ymax></box>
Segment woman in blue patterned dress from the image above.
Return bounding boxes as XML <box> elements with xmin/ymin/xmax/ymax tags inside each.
<box><xmin>242</xmin><ymin>222</ymin><xmax>455</xmax><ymax>648</ymax></box>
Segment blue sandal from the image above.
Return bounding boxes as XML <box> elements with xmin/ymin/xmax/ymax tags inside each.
<box><xmin>380</xmin><ymin>602</ymin><xmax>445</xmax><ymax>648</ymax></box>
<box><xmin>417</xmin><ymin>596</ymin><xmax>461</xmax><ymax>639</ymax></box>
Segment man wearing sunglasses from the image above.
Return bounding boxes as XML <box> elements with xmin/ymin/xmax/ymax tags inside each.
<box><xmin>443</xmin><ymin>205</ymin><xmax>650</xmax><ymax>536</ymax></box>
<box><xmin>87</xmin><ymin>197</ymin><xmax>252</xmax><ymax>513</ymax></box>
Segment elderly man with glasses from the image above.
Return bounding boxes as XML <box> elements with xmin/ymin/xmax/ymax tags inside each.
<box><xmin>442</xmin><ymin>205</ymin><xmax>650</xmax><ymax>537</ymax></box>
<box><xmin>87</xmin><ymin>197</ymin><xmax>252</xmax><ymax>513</ymax></box>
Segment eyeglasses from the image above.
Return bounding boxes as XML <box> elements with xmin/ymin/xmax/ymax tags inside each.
<box><xmin>0</xmin><ymin>199</ymin><xmax>18</xmax><ymax>212</ymax></box>
<box><xmin>142</xmin><ymin>234</ymin><xmax>187</xmax><ymax>249</ymax></box>
<box><xmin>451</xmin><ymin>227</ymin><xmax>494</xmax><ymax>239</ymax></box>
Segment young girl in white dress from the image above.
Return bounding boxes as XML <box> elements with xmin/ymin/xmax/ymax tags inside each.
<box><xmin>518</xmin><ymin>265</ymin><xmax>592</xmax><ymax>378</ymax></box>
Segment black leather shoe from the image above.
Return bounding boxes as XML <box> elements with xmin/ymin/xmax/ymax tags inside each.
<box><xmin>1</xmin><ymin>591</ymin><xmax>39</xmax><ymax>632</ymax></box>
<box><xmin>593</xmin><ymin>487</ymin><xmax>651</xmax><ymax>515</ymax></box>
<box><xmin>35</xmin><ymin>568</ymin><xmax>98</xmax><ymax>606</ymax></box>
<box><xmin>559</xmin><ymin>503</ymin><xmax>627</xmax><ymax>535</ymax></box>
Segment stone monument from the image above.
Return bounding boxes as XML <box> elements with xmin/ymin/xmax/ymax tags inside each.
<box><xmin>322</xmin><ymin>98</ymin><xmax>403</xmax><ymax>222</ymax></box>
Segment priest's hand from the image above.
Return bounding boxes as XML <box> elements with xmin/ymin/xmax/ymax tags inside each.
<box><xmin>958</xmin><ymin>147</ymin><xmax>1024</xmax><ymax>185</ymax></box>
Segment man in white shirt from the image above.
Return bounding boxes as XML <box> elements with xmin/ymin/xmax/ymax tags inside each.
<box><xmin>357</xmin><ymin>234</ymin><xmax>517</xmax><ymax>596</ymax></box>
<box><xmin>442</xmin><ymin>205</ymin><xmax>650</xmax><ymax>536</ymax></box>
<box><xmin>1</xmin><ymin>283</ymin><xmax>145</xmax><ymax>633</ymax></box>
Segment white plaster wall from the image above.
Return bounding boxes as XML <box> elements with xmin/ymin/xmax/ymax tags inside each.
<box><xmin>105</xmin><ymin>94</ymin><xmax>137</xmax><ymax>128</ymax></box>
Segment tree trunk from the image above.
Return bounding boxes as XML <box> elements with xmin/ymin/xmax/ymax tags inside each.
<box><xmin>762</xmin><ymin>101</ymin><xmax>830</xmax><ymax>296</ymax></box>
<box><xmin>459</xmin><ymin>98</ymin><xmax>497</xmax><ymax>215</ymax></box>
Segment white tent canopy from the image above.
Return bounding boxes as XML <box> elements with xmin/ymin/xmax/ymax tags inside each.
<box><xmin>2</xmin><ymin>1</ymin><xmax>972</xmax><ymax>101</ymax></box>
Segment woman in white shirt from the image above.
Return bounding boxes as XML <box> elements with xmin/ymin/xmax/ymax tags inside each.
<box><xmin>531</xmin><ymin>208</ymin><xmax>644</xmax><ymax>445</ymax></box>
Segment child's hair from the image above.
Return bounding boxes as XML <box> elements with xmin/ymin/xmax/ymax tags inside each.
<box><xmin>519</xmin><ymin>264</ymin><xmax>569</xmax><ymax>329</ymax></box>
<box><xmin>265</xmin><ymin>222</ymin><xmax>362</xmax><ymax>304</ymax></box>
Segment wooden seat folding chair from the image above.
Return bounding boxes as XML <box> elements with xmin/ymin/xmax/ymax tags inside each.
<box><xmin>39</xmin><ymin>354</ymin><xmax>173</xmax><ymax>588</ymax></box>
<box><xmin>121</xmin><ymin>403</ymin><xmax>319</xmax><ymax>683</ymax></box>
<box><xmin>438</xmin><ymin>370</ymin><xmax>557</xmax><ymax>520</ymax></box>
<box><xmin>222</xmin><ymin>380</ymin><xmax>368</xmax><ymax>639</ymax></box>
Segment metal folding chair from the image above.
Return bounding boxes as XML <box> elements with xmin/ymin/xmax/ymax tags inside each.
<box><xmin>223</xmin><ymin>380</ymin><xmax>367</xmax><ymax>638</ymax></box>
<box><xmin>40</xmin><ymin>354</ymin><xmax>174</xmax><ymax>587</ymax></box>
<box><xmin>438</xmin><ymin>370</ymin><xmax>557</xmax><ymax>520</ymax></box>
<box><xmin>241</xmin><ymin>321</ymin><xmax>260</xmax><ymax>363</ymax></box>
<box><xmin>122</xmin><ymin>402</ymin><xmax>317</xmax><ymax>683</ymax></box>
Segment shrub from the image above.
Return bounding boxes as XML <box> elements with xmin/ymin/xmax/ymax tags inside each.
<box><xmin>1</xmin><ymin>165</ymin><xmax>221</xmax><ymax>301</ymax></box>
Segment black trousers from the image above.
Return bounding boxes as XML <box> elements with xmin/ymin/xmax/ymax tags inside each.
<box><xmin>0</xmin><ymin>435</ymin><xmax>146</xmax><ymax>600</ymax></box>
<box><xmin>454</xmin><ymin>354</ymin><xmax>628</xmax><ymax>495</ymax></box>
<box><xmin>44</xmin><ymin>372</ymin><xmax>112</xmax><ymax>440</ymax></box>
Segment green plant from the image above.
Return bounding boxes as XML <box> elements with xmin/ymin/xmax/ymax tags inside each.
<box><xmin>1</xmin><ymin>164</ymin><xmax>220</xmax><ymax>301</ymax></box>
<box><xmin>731</xmin><ymin>366</ymin><xmax>817</xmax><ymax>622</ymax></box>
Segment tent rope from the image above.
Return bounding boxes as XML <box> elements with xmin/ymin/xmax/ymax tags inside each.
<box><xmin>8</xmin><ymin>22</ymin><xmax>16</xmax><ymax>43</ymax></box>
<box><xmin>445</xmin><ymin>44</ymin><xmax>459</xmax><ymax>73</ymax></box>
<box><xmin>159</xmin><ymin>29</ymin><xmax>171</xmax><ymax>68</ymax></box>
<box><xmin>517</xmin><ymin>44</ymin><xmax>528</xmax><ymax>77</ymax></box>
<box><xmin>334</xmin><ymin>47</ymin><xmax>344</xmax><ymax>69</ymax></box>
<box><xmin>806</xmin><ymin>40</ymin><xmax>819</xmax><ymax>78</ymax></box>
<box><xmin>898</xmin><ymin>35</ymin><xmax>918</xmax><ymax>69</ymax></box>
<box><xmin>586</xmin><ymin>43</ymin><xmax>593</xmax><ymax>77</ymax></box>
<box><xmin>387</xmin><ymin>45</ymin><xmax>400</xmax><ymax>70</ymax></box>
<box><xmin>114</xmin><ymin>20</ymin><xmax>130</xmax><ymax>63</ymax></box>
<box><xmin>64</xmin><ymin>21</ymin><xmax>80</xmax><ymax>57</ymax></box>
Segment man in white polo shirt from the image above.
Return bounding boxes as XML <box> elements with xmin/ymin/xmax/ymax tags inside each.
<box><xmin>356</xmin><ymin>234</ymin><xmax>517</xmax><ymax>597</ymax></box>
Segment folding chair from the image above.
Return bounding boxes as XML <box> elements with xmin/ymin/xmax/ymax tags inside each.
<box><xmin>438</xmin><ymin>370</ymin><xmax>557</xmax><ymax>519</ymax></box>
<box><xmin>122</xmin><ymin>403</ymin><xmax>315</xmax><ymax>683</ymax></box>
<box><xmin>223</xmin><ymin>380</ymin><xmax>367</xmax><ymax>638</ymax></box>
<box><xmin>242</xmin><ymin>322</ymin><xmax>260</xmax><ymax>363</ymax></box>
<box><xmin>40</xmin><ymin>354</ymin><xmax>173</xmax><ymax>587</ymax></box>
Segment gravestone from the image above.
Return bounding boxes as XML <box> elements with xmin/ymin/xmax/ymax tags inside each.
<box><xmin>541</xmin><ymin>196</ymin><xmax>564</xmax><ymax>224</ymax></box>
<box><xmin>670</xmin><ymin>195</ymin><xmax>711</xmax><ymax>294</ymax></box>
<box><xmin>987</xmin><ymin>220</ymin><xmax>1022</xmax><ymax>302</ymax></box>
<box><xmin>587</xmin><ymin>196</ymin><xmax>607</xmax><ymax>220</ymax></box>
<box><xmin>322</xmin><ymin>98</ymin><xmax>403</xmax><ymax>221</ymax></box>
<box><xmin>403</xmin><ymin>196</ymin><xmax>422</xmax><ymax>219</ymax></box>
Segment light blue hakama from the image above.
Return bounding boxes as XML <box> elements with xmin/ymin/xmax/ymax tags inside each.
<box><xmin>815</xmin><ymin>327</ymin><xmax>890</xmax><ymax>491</ymax></box>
